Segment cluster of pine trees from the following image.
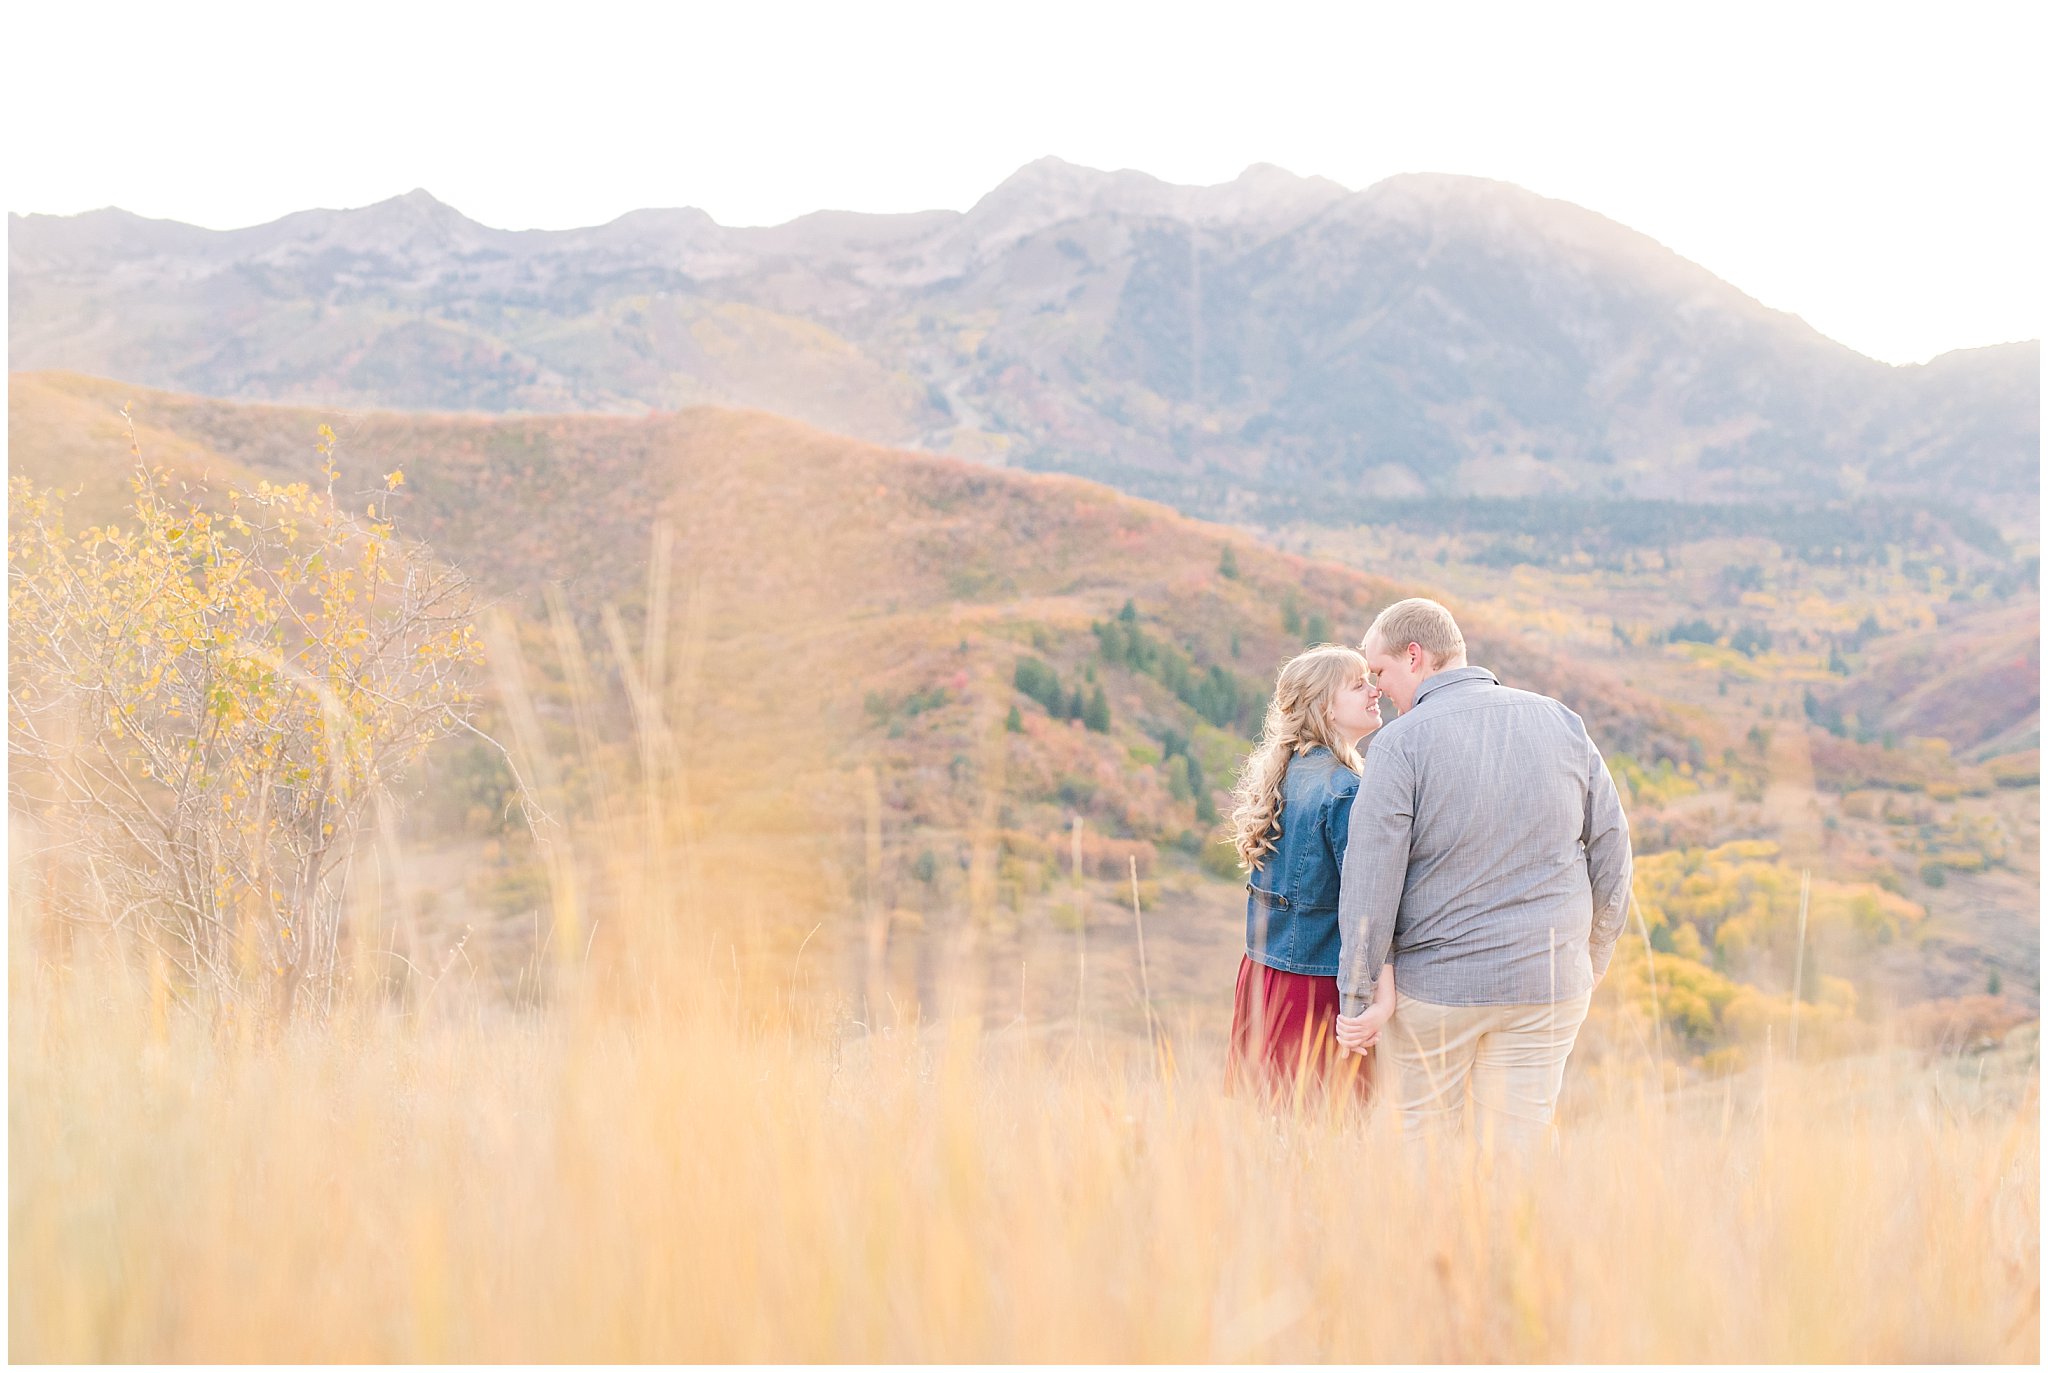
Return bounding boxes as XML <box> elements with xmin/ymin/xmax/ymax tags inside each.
<box><xmin>1090</xmin><ymin>601</ymin><xmax>1249</xmax><ymax>731</ymax></box>
<box><xmin>1013</xmin><ymin>656</ymin><xmax>1110</xmax><ymax>732</ymax></box>
<box><xmin>1665</xmin><ymin>617</ymin><xmax>1775</xmax><ymax>658</ymax></box>
<box><xmin>1155</xmin><ymin>728</ymin><xmax>1217</xmax><ymax>824</ymax></box>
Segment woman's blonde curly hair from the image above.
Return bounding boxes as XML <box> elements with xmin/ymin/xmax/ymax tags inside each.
<box><xmin>1228</xmin><ymin>644</ymin><xmax>1370</xmax><ymax>872</ymax></box>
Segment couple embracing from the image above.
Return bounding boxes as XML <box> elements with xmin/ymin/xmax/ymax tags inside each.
<box><xmin>1223</xmin><ymin>597</ymin><xmax>1635</xmax><ymax>1154</ymax></box>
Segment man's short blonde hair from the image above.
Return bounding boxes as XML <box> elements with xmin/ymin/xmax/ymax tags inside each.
<box><xmin>1363</xmin><ymin>597</ymin><xmax>1467</xmax><ymax>669</ymax></box>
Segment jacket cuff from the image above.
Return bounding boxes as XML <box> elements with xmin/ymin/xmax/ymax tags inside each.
<box><xmin>1339</xmin><ymin>992</ymin><xmax>1369</xmax><ymax>1018</ymax></box>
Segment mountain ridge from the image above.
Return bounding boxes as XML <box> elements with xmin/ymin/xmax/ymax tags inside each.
<box><xmin>18</xmin><ymin>165</ymin><xmax>2011</xmax><ymax>368</ymax></box>
<box><xmin>10</xmin><ymin>165</ymin><xmax>2031</xmax><ymax>368</ymax></box>
<box><xmin>12</xmin><ymin>162</ymin><xmax>2038</xmax><ymax>530</ymax></box>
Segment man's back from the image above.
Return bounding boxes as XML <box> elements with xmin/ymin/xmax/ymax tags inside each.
<box><xmin>1337</xmin><ymin>666</ymin><xmax>1633</xmax><ymax>1011</ymax></box>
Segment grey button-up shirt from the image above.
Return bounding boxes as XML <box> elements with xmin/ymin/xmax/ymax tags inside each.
<box><xmin>1337</xmin><ymin>666</ymin><xmax>1634</xmax><ymax>1014</ymax></box>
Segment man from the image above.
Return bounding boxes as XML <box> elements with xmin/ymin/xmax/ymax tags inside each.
<box><xmin>1332</xmin><ymin>597</ymin><xmax>1633</xmax><ymax>1154</ymax></box>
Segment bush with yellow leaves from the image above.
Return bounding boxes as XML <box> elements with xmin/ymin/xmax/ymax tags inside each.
<box><xmin>8</xmin><ymin>417</ymin><xmax>483</xmax><ymax>1020</ymax></box>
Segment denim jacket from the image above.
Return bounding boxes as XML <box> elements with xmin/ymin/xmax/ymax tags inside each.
<box><xmin>1243</xmin><ymin>745</ymin><xmax>1360</xmax><ymax>977</ymax></box>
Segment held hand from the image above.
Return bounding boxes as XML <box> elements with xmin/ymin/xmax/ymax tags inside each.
<box><xmin>1334</xmin><ymin>1001</ymin><xmax>1393</xmax><ymax>1054</ymax></box>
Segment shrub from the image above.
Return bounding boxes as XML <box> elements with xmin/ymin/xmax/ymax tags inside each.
<box><xmin>8</xmin><ymin>426</ymin><xmax>481</xmax><ymax>1019</ymax></box>
<box><xmin>1729</xmin><ymin>623</ymin><xmax>1773</xmax><ymax>658</ymax></box>
<box><xmin>1989</xmin><ymin>751</ymin><xmax>2039</xmax><ymax>788</ymax></box>
<box><xmin>1056</xmin><ymin>776</ymin><xmax>1097</xmax><ymax>809</ymax></box>
<box><xmin>1199</xmin><ymin>838</ymin><xmax>1241</xmax><ymax>881</ymax></box>
<box><xmin>1077</xmin><ymin>835</ymin><xmax>1154</xmax><ymax>880</ymax></box>
<box><xmin>899</xmin><ymin>685</ymin><xmax>949</xmax><ymax>717</ymax></box>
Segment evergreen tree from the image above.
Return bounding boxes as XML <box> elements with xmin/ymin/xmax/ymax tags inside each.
<box><xmin>1064</xmin><ymin>687</ymin><xmax>1085</xmax><ymax>720</ymax></box>
<box><xmin>1083</xmin><ymin>685</ymin><xmax>1111</xmax><ymax>733</ymax></box>
<box><xmin>1218</xmin><ymin>546</ymin><xmax>1240</xmax><ymax>579</ymax></box>
<box><xmin>1014</xmin><ymin>657</ymin><xmax>1063</xmax><ymax>713</ymax></box>
<box><xmin>1193</xmin><ymin>665</ymin><xmax>1243</xmax><ymax>730</ymax></box>
<box><xmin>1092</xmin><ymin>619</ymin><xmax>1121</xmax><ymax>663</ymax></box>
<box><xmin>1165</xmin><ymin>753</ymin><xmax>1193</xmax><ymax>800</ymax></box>
<box><xmin>1005</xmin><ymin>704</ymin><xmax>1023</xmax><ymax>733</ymax></box>
<box><xmin>1729</xmin><ymin>623</ymin><xmax>1772</xmax><ymax>658</ymax></box>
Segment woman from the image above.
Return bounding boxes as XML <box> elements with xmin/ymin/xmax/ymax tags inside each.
<box><xmin>1223</xmin><ymin>644</ymin><xmax>1396</xmax><ymax>1101</ymax></box>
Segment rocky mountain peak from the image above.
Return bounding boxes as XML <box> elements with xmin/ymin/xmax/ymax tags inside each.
<box><xmin>9</xmin><ymin>162</ymin><xmax>2036</xmax><ymax>522</ymax></box>
<box><xmin>252</xmin><ymin>187</ymin><xmax>496</xmax><ymax>266</ymax></box>
<box><xmin>351</xmin><ymin>187</ymin><xmax>476</xmax><ymax>234</ymax></box>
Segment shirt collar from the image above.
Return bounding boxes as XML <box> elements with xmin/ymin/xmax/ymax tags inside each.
<box><xmin>1410</xmin><ymin>665</ymin><xmax>1499</xmax><ymax>708</ymax></box>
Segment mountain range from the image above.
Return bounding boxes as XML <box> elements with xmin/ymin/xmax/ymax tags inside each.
<box><xmin>12</xmin><ymin>159</ymin><xmax>2039</xmax><ymax>531</ymax></box>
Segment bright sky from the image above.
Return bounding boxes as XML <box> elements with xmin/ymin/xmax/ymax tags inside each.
<box><xmin>5</xmin><ymin>0</ymin><xmax>2041</xmax><ymax>365</ymax></box>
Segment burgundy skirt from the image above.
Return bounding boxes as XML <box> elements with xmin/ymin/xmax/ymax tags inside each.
<box><xmin>1224</xmin><ymin>954</ymin><xmax>1373</xmax><ymax>1101</ymax></box>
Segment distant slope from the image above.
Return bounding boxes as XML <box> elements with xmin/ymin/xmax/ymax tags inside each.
<box><xmin>1820</xmin><ymin>600</ymin><xmax>2041</xmax><ymax>760</ymax></box>
<box><xmin>9</xmin><ymin>371</ymin><xmax>1694</xmax><ymax>893</ymax></box>
<box><xmin>12</xmin><ymin>162</ymin><xmax>2037</xmax><ymax>534</ymax></box>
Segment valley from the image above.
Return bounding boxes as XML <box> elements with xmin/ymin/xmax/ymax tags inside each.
<box><xmin>1274</xmin><ymin>512</ymin><xmax>2040</xmax><ymax>1024</ymax></box>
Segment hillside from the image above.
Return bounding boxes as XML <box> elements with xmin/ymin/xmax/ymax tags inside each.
<box><xmin>12</xmin><ymin>369</ymin><xmax>1708</xmax><ymax>1023</ymax></box>
<box><xmin>1817</xmin><ymin>600</ymin><xmax>2040</xmax><ymax>759</ymax></box>
<box><xmin>1281</xmin><ymin>513</ymin><xmax>2040</xmax><ymax>1015</ymax></box>
<box><xmin>12</xmin><ymin>162</ymin><xmax>2038</xmax><ymax>536</ymax></box>
<box><xmin>15</xmin><ymin>371</ymin><xmax>2022</xmax><ymax>1061</ymax></box>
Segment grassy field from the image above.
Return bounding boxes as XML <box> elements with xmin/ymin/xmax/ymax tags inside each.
<box><xmin>9</xmin><ymin>865</ymin><xmax>2038</xmax><ymax>1363</ymax></box>
<box><xmin>7</xmin><ymin>377</ymin><xmax>2039</xmax><ymax>1361</ymax></box>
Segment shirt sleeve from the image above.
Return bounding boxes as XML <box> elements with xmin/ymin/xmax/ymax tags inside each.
<box><xmin>1337</xmin><ymin>738</ymin><xmax>1413</xmax><ymax>1016</ymax></box>
<box><xmin>1581</xmin><ymin>732</ymin><xmax>1635</xmax><ymax>981</ymax></box>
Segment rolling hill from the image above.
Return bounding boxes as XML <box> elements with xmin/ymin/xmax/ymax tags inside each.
<box><xmin>16</xmin><ymin>369</ymin><xmax>2035</xmax><ymax>1045</ymax></box>
<box><xmin>11</xmin><ymin>369</ymin><xmax>1699</xmax><ymax>1022</ymax></box>
<box><xmin>1818</xmin><ymin>600</ymin><xmax>2040</xmax><ymax>760</ymax></box>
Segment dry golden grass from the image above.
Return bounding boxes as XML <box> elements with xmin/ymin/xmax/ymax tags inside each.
<box><xmin>9</xmin><ymin>897</ymin><xmax>2038</xmax><ymax>1362</ymax></box>
<box><xmin>7</xmin><ymin>378</ymin><xmax>2038</xmax><ymax>1360</ymax></box>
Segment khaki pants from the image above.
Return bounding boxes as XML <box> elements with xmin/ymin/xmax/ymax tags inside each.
<box><xmin>1383</xmin><ymin>991</ymin><xmax>1593</xmax><ymax>1155</ymax></box>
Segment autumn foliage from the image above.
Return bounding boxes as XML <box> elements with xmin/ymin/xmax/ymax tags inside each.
<box><xmin>8</xmin><ymin>417</ymin><xmax>481</xmax><ymax>1019</ymax></box>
